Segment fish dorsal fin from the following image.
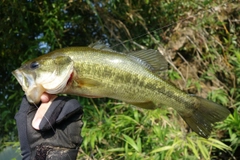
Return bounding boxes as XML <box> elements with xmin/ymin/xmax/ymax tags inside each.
<box><xmin>89</xmin><ymin>41</ymin><xmax>116</xmax><ymax>52</ymax></box>
<box><xmin>89</xmin><ymin>42</ymin><xmax>168</xmax><ymax>72</ymax></box>
<box><xmin>128</xmin><ymin>49</ymin><xmax>168</xmax><ymax>72</ymax></box>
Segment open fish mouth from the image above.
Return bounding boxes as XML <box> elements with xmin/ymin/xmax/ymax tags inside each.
<box><xmin>12</xmin><ymin>69</ymin><xmax>34</xmax><ymax>92</ymax></box>
<box><xmin>12</xmin><ymin>69</ymin><xmax>45</xmax><ymax>103</ymax></box>
<box><xmin>12</xmin><ymin>70</ymin><xmax>23</xmax><ymax>86</ymax></box>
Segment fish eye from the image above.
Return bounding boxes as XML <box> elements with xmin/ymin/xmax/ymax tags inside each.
<box><xmin>30</xmin><ymin>61</ymin><xmax>39</xmax><ymax>69</ymax></box>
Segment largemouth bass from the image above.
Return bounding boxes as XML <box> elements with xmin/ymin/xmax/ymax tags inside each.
<box><xmin>12</xmin><ymin>43</ymin><xmax>230</xmax><ymax>138</ymax></box>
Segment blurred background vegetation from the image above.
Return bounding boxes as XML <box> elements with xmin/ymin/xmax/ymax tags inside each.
<box><xmin>0</xmin><ymin>0</ymin><xmax>239</xmax><ymax>159</ymax></box>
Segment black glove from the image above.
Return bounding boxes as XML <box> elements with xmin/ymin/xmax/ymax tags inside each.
<box><xmin>15</xmin><ymin>96</ymin><xmax>83</xmax><ymax>160</ymax></box>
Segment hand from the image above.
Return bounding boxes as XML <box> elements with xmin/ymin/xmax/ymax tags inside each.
<box><xmin>15</xmin><ymin>93</ymin><xmax>83</xmax><ymax>160</ymax></box>
<box><xmin>32</xmin><ymin>93</ymin><xmax>58</xmax><ymax>130</ymax></box>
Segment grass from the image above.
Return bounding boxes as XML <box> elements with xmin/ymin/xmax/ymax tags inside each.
<box><xmin>77</xmin><ymin>99</ymin><xmax>232</xmax><ymax>159</ymax></box>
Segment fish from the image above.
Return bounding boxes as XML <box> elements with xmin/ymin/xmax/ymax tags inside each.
<box><xmin>12</xmin><ymin>42</ymin><xmax>230</xmax><ymax>138</ymax></box>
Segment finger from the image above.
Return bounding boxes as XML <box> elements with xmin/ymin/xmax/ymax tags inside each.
<box><xmin>40</xmin><ymin>93</ymin><xmax>57</xmax><ymax>103</ymax></box>
<box><xmin>40</xmin><ymin>93</ymin><xmax>50</xmax><ymax>103</ymax></box>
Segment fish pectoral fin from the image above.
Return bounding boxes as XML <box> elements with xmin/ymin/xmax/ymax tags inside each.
<box><xmin>127</xmin><ymin>101</ymin><xmax>156</xmax><ymax>110</ymax></box>
<box><xmin>78</xmin><ymin>78</ymin><xmax>101</xmax><ymax>87</ymax></box>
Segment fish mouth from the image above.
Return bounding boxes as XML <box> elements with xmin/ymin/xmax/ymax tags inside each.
<box><xmin>12</xmin><ymin>69</ymin><xmax>37</xmax><ymax>91</ymax></box>
<box><xmin>12</xmin><ymin>69</ymin><xmax>45</xmax><ymax>103</ymax></box>
<box><xmin>12</xmin><ymin>69</ymin><xmax>26</xmax><ymax>90</ymax></box>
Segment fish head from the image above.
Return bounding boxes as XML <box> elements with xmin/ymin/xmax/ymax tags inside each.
<box><xmin>12</xmin><ymin>55</ymin><xmax>74</xmax><ymax>104</ymax></box>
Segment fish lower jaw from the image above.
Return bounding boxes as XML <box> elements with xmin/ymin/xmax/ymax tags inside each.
<box><xmin>26</xmin><ymin>84</ymin><xmax>45</xmax><ymax>104</ymax></box>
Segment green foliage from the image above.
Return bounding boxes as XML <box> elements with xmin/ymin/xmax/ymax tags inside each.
<box><xmin>79</xmin><ymin>100</ymin><xmax>231</xmax><ymax>159</ymax></box>
<box><xmin>0</xmin><ymin>0</ymin><xmax>239</xmax><ymax>159</ymax></box>
<box><xmin>216</xmin><ymin>109</ymin><xmax>240</xmax><ymax>153</ymax></box>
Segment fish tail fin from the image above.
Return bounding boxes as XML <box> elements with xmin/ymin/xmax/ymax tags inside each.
<box><xmin>180</xmin><ymin>96</ymin><xmax>230</xmax><ymax>138</ymax></box>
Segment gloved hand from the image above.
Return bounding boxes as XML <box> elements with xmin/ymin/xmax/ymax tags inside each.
<box><xmin>15</xmin><ymin>95</ymin><xmax>83</xmax><ymax>160</ymax></box>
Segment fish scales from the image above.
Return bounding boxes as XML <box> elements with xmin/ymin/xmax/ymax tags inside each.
<box><xmin>64</xmin><ymin>48</ymin><xmax>199</xmax><ymax>116</ymax></box>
